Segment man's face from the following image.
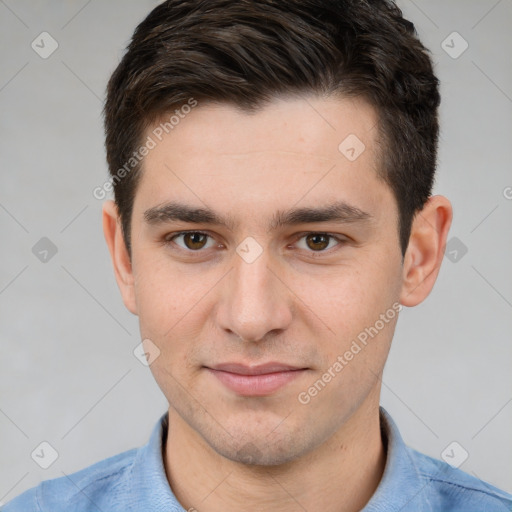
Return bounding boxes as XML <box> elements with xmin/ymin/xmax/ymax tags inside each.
<box><xmin>127</xmin><ymin>95</ymin><xmax>404</xmax><ymax>465</ymax></box>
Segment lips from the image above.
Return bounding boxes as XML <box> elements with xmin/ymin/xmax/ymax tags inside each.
<box><xmin>205</xmin><ymin>362</ymin><xmax>307</xmax><ymax>396</ymax></box>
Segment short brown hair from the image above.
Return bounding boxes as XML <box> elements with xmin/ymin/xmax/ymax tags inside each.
<box><xmin>103</xmin><ymin>0</ymin><xmax>440</xmax><ymax>256</ymax></box>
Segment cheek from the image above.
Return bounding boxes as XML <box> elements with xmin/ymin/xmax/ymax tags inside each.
<box><xmin>296</xmin><ymin>258</ymin><xmax>401</xmax><ymax>400</ymax></box>
<box><xmin>134</xmin><ymin>262</ymin><xmax>204</xmax><ymax>398</ymax></box>
<box><xmin>296</xmin><ymin>257</ymin><xmax>400</xmax><ymax>338</ymax></box>
<box><xmin>133</xmin><ymin>253</ymin><xmax>200</xmax><ymax>332</ymax></box>
<box><xmin>132</xmin><ymin>254</ymin><xmax>223</xmax><ymax>374</ymax></box>
<box><xmin>301</xmin><ymin>268</ymin><xmax>399</xmax><ymax>411</ymax></box>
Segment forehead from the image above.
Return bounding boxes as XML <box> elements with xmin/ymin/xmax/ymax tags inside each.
<box><xmin>147</xmin><ymin>94</ymin><xmax>379</xmax><ymax>161</ymax></box>
<box><xmin>133</xmin><ymin>94</ymin><xmax>395</xmax><ymax>228</ymax></box>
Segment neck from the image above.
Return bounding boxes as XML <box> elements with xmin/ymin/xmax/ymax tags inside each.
<box><xmin>164</xmin><ymin>401</ymin><xmax>386</xmax><ymax>512</ymax></box>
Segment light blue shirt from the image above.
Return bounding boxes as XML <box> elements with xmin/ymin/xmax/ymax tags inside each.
<box><xmin>3</xmin><ymin>407</ymin><xmax>511</xmax><ymax>511</ymax></box>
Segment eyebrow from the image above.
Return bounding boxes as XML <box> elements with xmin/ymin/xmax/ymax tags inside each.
<box><xmin>143</xmin><ymin>200</ymin><xmax>372</xmax><ymax>231</ymax></box>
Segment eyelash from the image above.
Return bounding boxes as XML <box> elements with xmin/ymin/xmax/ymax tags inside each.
<box><xmin>163</xmin><ymin>230</ymin><xmax>347</xmax><ymax>257</ymax></box>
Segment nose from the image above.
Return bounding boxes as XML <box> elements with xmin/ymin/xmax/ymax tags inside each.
<box><xmin>216</xmin><ymin>247</ymin><xmax>293</xmax><ymax>343</ymax></box>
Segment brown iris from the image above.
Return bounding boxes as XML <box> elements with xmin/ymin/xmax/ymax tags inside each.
<box><xmin>305</xmin><ymin>234</ymin><xmax>330</xmax><ymax>251</ymax></box>
<box><xmin>183</xmin><ymin>232</ymin><xmax>208</xmax><ymax>250</ymax></box>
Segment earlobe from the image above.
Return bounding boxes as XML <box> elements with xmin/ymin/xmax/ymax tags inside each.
<box><xmin>102</xmin><ymin>200</ymin><xmax>138</xmax><ymax>315</ymax></box>
<box><xmin>399</xmin><ymin>195</ymin><xmax>453</xmax><ymax>307</ymax></box>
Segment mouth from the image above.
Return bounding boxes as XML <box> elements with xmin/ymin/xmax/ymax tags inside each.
<box><xmin>204</xmin><ymin>362</ymin><xmax>308</xmax><ymax>396</ymax></box>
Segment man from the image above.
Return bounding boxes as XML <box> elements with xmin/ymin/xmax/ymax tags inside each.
<box><xmin>4</xmin><ymin>0</ymin><xmax>511</xmax><ymax>511</ymax></box>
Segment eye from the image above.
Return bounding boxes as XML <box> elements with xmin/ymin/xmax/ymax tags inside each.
<box><xmin>164</xmin><ymin>231</ymin><xmax>346</xmax><ymax>256</ymax></box>
<box><xmin>166</xmin><ymin>231</ymin><xmax>217</xmax><ymax>251</ymax></box>
<box><xmin>294</xmin><ymin>233</ymin><xmax>343</xmax><ymax>253</ymax></box>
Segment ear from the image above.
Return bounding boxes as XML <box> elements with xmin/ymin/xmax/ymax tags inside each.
<box><xmin>102</xmin><ymin>200</ymin><xmax>138</xmax><ymax>315</ymax></box>
<box><xmin>400</xmin><ymin>195</ymin><xmax>453</xmax><ymax>307</ymax></box>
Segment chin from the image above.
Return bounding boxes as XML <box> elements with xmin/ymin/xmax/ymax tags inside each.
<box><xmin>205</xmin><ymin>424</ymin><xmax>315</xmax><ymax>467</ymax></box>
<box><xmin>226</xmin><ymin>440</ymin><xmax>301</xmax><ymax>467</ymax></box>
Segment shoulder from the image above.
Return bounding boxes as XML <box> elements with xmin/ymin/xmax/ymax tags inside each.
<box><xmin>1</xmin><ymin>448</ymin><xmax>138</xmax><ymax>512</ymax></box>
<box><xmin>409</xmin><ymin>447</ymin><xmax>512</xmax><ymax>511</ymax></box>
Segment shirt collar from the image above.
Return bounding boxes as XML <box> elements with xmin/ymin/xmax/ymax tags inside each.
<box><xmin>362</xmin><ymin>407</ymin><xmax>433</xmax><ymax>512</ymax></box>
<box><xmin>128</xmin><ymin>407</ymin><xmax>432</xmax><ymax>512</ymax></box>
<box><xmin>128</xmin><ymin>412</ymin><xmax>184</xmax><ymax>511</ymax></box>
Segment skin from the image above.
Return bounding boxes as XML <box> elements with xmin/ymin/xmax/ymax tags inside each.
<box><xmin>103</xmin><ymin>94</ymin><xmax>452</xmax><ymax>512</ymax></box>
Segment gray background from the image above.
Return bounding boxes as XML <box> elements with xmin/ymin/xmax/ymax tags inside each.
<box><xmin>1</xmin><ymin>0</ymin><xmax>511</xmax><ymax>503</ymax></box>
